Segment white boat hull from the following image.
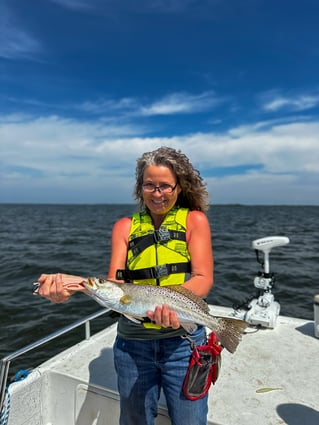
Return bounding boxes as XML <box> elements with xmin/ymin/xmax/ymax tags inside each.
<box><xmin>4</xmin><ymin>305</ymin><xmax>319</xmax><ymax>425</ymax></box>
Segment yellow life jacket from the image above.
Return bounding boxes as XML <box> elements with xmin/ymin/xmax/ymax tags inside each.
<box><xmin>116</xmin><ymin>207</ymin><xmax>191</xmax><ymax>286</ymax></box>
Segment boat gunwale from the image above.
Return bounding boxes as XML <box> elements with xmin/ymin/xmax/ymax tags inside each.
<box><xmin>0</xmin><ymin>308</ymin><xmax>112</xmax><ymax>413</ymax></box>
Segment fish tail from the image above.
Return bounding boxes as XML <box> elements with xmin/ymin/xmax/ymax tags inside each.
<box><xmin>214</xmin><ymin>317</ymin><xmax>248</xmax><ymax>353</ymax></box>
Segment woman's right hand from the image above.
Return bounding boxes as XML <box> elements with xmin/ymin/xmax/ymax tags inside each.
<box><xmin>37</xmin><ymin>273</ymin><xmax>83</xmax><ymax>303</ymax></box>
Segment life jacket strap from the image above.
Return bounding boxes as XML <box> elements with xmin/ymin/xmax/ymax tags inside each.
<box><xmin>128</xmin><ymin>229</ymin><xmax>187</xmax><ymax>257</ymax></box>
<box><xmin>116</xmin><ymin>262</ymin><xmax>191</xmax><ymax>282</ymax></box>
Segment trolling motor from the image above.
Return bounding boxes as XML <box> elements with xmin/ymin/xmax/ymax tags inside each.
<box><xmin>244</xmin><ymin>236</ymin><xmax>290</xmax><ymax>328</ymax></box>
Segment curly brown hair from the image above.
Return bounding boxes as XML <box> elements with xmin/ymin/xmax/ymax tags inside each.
<box><xmin>134</xmin><ymin>146</ymin><xmax>209</xmax><ymax>212</ymax></box>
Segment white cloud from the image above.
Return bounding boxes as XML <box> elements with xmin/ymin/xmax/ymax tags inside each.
<box><xmin>75</xmin><ymin>91</ymin><xmax>223</xmax><ymax>117</ymax></box>
<box><xmin>1</xmin><ymin>113</ymin><xmax>318</xmax><ymax>204</ymax></box>
<box><xmin>206</xmin><ymin>171</ymin><xmax>316</xmax><ymax>205</ymax></box>
<box><xmin>140</xmin><ymin>91</ymin><xmax>222</xmax><ymax>116</ymax></box>
<box><xmin>188</xmin><ymin>122</ymin><xmax>319</xmax><ymax>175</ymax></box>
<box><xmin>4</xmin><ymin>91</ymin><xmax>224</xmax><ymax>118</ymax></box>
<box><xmin>261</xmin><ymin>92</ymin><xmax>319</xmax><ymax>112</ymax></box>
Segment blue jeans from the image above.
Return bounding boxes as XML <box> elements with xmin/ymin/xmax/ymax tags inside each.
<box><xmin>113</xmin><ymin>327</ymin><xmax>208</xmax><ymax>425</ymax></box>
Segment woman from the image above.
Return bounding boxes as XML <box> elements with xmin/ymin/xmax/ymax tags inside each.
<box><xmin>38</xmin><ymin>146</ymin><xmax>214</xmax><ymax>425</ymax></box>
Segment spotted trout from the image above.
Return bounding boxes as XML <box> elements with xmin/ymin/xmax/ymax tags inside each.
<box><xmin>77</xmin><ymin>278</ymin><xmax>247</xmax><ymax>353</ymax></box>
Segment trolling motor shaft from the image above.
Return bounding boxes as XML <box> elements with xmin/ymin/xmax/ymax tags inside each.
<box><xmin>245</xmin><ymin>236</ymin><xmax>290</xmax><ymax>328</ymax></box>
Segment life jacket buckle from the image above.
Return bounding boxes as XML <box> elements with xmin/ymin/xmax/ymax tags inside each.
<box><xmin>154</xmin><ymin>228</ymin><xmax>171</xmax><ymax>243</ymax></box>
<box><xmin>152</xmin><ymin>264</ymin><xmax>169</xmax><ymax>278</ymax></box>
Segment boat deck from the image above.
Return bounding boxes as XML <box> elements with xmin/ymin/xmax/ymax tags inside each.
<box><xmin>6</xmin><ymin>306</ymin><xmax>319</xmax><ymax>425</ymax></box>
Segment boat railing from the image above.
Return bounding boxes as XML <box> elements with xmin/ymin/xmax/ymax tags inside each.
<box><xmin>0</xmin><ymin>308</ymin><xmax>112</xmax><ymax>413</ymax></box>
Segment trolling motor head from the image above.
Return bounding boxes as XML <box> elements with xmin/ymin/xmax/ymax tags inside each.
<box><xmin>253</xmin><ymin>236</ymin><xmax>290</xmax><ymax>276</ymax></box>
<box><xmin>244</xmin><ymin>236</ymin><xmax>290</xmax><ymax>328</ymax></box>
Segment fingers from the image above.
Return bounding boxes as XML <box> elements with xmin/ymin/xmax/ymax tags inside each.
<box><xmin>37</xmin><ymin>273</ymin><xmax>72</xmax><ymax>303</ymax></box>
<box><xmin>147</xmin><ymin>304</ymin><xmax>180</xmax><ymax>329</ymax></box>
<box><xmin>38</xmin><ymin>273</ymin><xmax>48</xmax><ymax>284</ymax></box>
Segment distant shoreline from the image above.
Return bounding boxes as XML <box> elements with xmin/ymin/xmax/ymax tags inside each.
<box><xmin>0</xmin><ymin>203</ymin><xmax>318</xmax><ymax>207</ymax></box>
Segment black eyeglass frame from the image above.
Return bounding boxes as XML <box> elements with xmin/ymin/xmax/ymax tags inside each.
<box><xmin>142</xmin><ymin>183</ymin><xmax>178</xmax><ymax>194</ymax></box>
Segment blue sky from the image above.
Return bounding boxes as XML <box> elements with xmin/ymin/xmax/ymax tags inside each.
<box><xmin>1</xmin><ymin>0</ymin><xmax>319</xmax><ymax>205</ymax></box>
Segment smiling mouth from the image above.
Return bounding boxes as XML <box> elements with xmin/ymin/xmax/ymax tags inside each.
<box><xmin>151</xmin><ymin>199</ymin><xmax>168</xmax><ymax>208</ymax></box>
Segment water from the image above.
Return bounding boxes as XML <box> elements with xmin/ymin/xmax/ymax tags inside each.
<box><xmin>1</xmin><ymin>204</ymin><xmax>318</xmax><ymax>373</ymax></box>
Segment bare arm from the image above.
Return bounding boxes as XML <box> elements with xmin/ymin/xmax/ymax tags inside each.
<box><xmin>107</xmin><ymin>217</ymin><xmax>132</xmax><ymax>280</ymax></box>
<box><xmin>182</xmin><ymin>210</ymin><xmax>214</xmax><ymax>297</ymax></box>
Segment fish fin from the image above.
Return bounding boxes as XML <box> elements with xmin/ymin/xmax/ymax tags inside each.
<box><xmin>120</xmin><ymin>295</ymin><xmax>132</xmax><ymax>304</ymax></box>
<box><xmin>180</xmin><ymin>322</ymin><xmax>198</xmax><ymax>334</ymax></box>
<box><xmin>123</xmin><ymin>314</ymin><xmax>141</xmax><ymax>324</ymax></box>
<box><xmin>166</xmin><ymin>285</ymin><xmax>210</xmax><ymax>314</ymax></box>
<box><xmin>214</xmin><ymin>317</ymin><xmax>248</xmax><ymax>353</ymax></box>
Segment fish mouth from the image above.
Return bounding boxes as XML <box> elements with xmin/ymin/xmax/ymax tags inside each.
<box><xmin>82</xmin><ymin>277</ymin><xmax>100</xmax><ymax>291</ymax></box>
<box><xmin>86</xmin><ymin>277</ymin><xmax>94</xmax><ymax>287</ymax></box>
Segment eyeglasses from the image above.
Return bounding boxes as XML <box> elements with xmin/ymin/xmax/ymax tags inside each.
<box><xmin>142</xmin><ymin>183</ymin><xmax>177</xmax><ymax>194</ymax></box>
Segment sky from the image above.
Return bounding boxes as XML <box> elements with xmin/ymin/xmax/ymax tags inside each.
<box><xmin>1</xmin><ymin>0</ymin><xmax>319</xmax><ymax>205</ymax></box>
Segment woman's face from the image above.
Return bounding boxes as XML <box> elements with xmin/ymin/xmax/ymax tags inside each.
<box><xmin>142</xmin><ymin>165</ymin><xmax>181</xmax><ymax>217</ymax></box>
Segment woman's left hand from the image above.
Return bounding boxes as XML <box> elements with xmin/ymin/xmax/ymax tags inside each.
<box><xmin>147</xmin><ymin>304</ymin><xmax>180</xmax><ymax>329</ymax></box>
